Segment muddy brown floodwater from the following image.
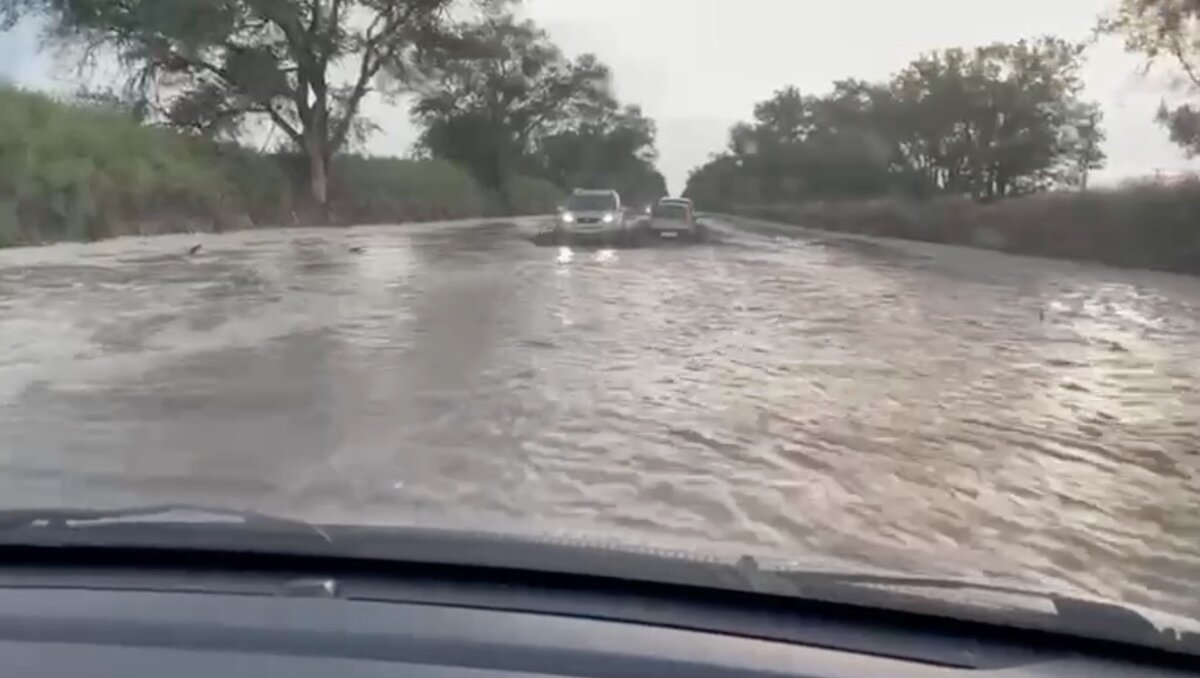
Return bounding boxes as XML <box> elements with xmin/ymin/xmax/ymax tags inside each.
<box><xmin>1</xmin><ymin>216</ymin><xmax>1198</xmax><ymax>615</ymax></box>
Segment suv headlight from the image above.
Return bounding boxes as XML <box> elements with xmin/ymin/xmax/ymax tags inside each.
<box><xmin>561</xmin><ymin>212</ymin><xmax>576</xmax><ymax>223</ymax></box>
<box><xmin>602</xmin><ymin>212</ymin><xmax>615</xmax><ymax>224</ymax></box>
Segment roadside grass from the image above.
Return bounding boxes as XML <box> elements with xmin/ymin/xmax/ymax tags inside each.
<box><xmin>0</xmin><ymin>85</ymin><xmax>232</xmax><ymax>245</ymax></box>
<box><xmin>332</xmin><ymin>155</ymin><xmax>489</xmax><ymax>223</ymax></box>
<box><xmin>0</xmin><ymin>86</ymin><xmax>564</xmax><ymax>247</ymax></box>
<box><xmin>733</xmin><ymin>178</ymin><xmax>1200</xmax><ymax>274</ymax></box>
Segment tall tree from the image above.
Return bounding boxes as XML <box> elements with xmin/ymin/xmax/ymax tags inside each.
<box><xmin>1</xmin><ymin>0</ymin><xmax>504</xmax><ymax>212</ymax></box>
<box><xmin>751</xmin><ymin>86</ymin><xmax>813</xmax><ymax>144</ymax></box>
<box><xmin>538</xmin><ymin>104</ymin><xmax>664</xmax><ymax>202</ymax></box>
<box><xmin>888</xmin><ymin>38</ymin><xmax>1102</xmax><ymax>198</ymax></box>
<box><xmin>1102</xmin><ymin>0</ymin><xmax>1200</xmax><ymax>154</ymax></box>
<box><xmin>412</xmin><ymin>13</ymin><xmax>664</xmax><ymax>203</ymax></box>
<box><xmin>411</xmin><ymin>15</ymin><xmax>612</xmax><ymax>195</ymax></box>
<box><xmin>698</xmin><ymin>83</ymin><xmax>898</xmax><ymax>204</ymax></box>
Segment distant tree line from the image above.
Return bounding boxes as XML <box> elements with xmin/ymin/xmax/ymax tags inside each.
<box><xmin>685</xmin><ymin>37</ymin><xmax>1107</xmax><ymax>209</ymax></box>
<box><xmin>693</xmin><ymin>20</ymin><xmax>1200</xmax><ymax>275</ymax></box>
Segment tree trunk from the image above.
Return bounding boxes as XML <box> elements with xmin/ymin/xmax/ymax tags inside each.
<box><xmin>307</xmin><ymin>140</ymin><xmax>330</xmax><ymax>222</ymax></box>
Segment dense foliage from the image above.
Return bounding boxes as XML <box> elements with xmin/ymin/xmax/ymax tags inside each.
<box><xmin>0</xmin><ymin>86</ymin><xmax>555</xmax><ymax>246</ymax></box>
<box><xmin>685</xmin><ymin>37</ymin><xmax>1106</xmax><ymax>209</ymax></box>
<box><xmin>0</xmin><ymin>86</ymin><xmax>233</xmax><ymax>245</ymax></box>
<box><xmin>411</xmin><ymin>14</ymin><xmax>666</xmax><ymax>207</ymax></box>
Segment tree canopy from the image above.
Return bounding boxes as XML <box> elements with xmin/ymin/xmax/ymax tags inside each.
<box><xmin>410</xmin><ymin>14</ymin><xmax>665</xmax><ymax>205</ymax></box>
<box><xmin>685</xmin><ymin>37</ymin><xmax>1105</xmax><ymax>209</ymax></box>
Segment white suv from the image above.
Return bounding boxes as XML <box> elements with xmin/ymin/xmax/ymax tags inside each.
<box><xmin>556</xmin><ymin>189</ymin><xmax>626</xmax><ymax>243</ymax></box>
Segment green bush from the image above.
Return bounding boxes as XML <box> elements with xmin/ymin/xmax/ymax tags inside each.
<box><xmin>504</xmin><ymin>175</ymin><xmax>565</xmax><ymax>215</ymax></box>
<box><xmin>203</xmin><ymin>144</ymin><xmax>295</xmax><ymax>227</ymax></box>
<box><xmin>1</xmin><ymin>86</ymin><xmax>568</xmax><ymax>247</ymax></box>
<box><xmin>331</xmin><ymin>155</ymin><xmax>487</xmax><ymax>223</ymax></box>
<box><xmin>0</xmin><ymin>85</ymin><xmax>234</xmax><ymax>243</ymax></box>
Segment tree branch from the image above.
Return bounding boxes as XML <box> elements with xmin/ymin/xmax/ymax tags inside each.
<box><xmin>155</xmin><ymin>46</ymin><xmax>305</xmax><ymax>147</ymax></box>
<box><xmin>1166</xmin><ymin>30</ymin><xmax>1200</xmax><ymax>89</ymax></box>
<box><xmin>322</xmin><ymin>0</ymin><xmax>347</xmax><ymax>69</ymax></box>
<box><xmin>261</xmin><ymin>103</ymin><xmax>306</xmax><ymax>147</ymax></box>
<box><xmin>329</xmin><ymin>2</ymin><xmax>422</xmax><ymax>152</ymax></box>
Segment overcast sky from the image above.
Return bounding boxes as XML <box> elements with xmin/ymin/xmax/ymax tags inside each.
<box><xmin>2</xmin><ymin>0</ymin><xmax>1196</xmax><ymax>193</ymax></box>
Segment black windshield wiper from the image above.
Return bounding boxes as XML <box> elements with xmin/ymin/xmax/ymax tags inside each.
<box><xmin>0</xmin><ymin>504</ymin><xmax>332</xmax><ymax>541</ymax></box>
<box><xmin>738</xmin><ymin>558</ymin><xmax>1060</xmax><ymax>597</ymax></box>
<box><xmin>737</xmin><ymin>557</ymin><xmax>1199</xmax><ymax>655</ymax></box>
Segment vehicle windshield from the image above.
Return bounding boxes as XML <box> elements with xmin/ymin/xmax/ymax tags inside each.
<box><xmin>1</xmin><ymin>0</ymin><xmax>1198</xmax><ymax>656</ymax></box>
<box><xmin>565</xmin><ymin>194</ymin><xmax>617</xmax><ymax>212</ymax></box>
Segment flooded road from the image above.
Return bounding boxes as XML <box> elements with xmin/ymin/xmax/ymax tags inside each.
<box><xmin>1</xmin><ymin>216</ymin><xmax>1198</xmax><ymax>614</ymax></box>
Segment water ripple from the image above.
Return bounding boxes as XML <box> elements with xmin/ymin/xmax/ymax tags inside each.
<box><xmin>0</xmin><ymin>218</ymin><xmax>1198</xmax><ymax>616</ymax></box>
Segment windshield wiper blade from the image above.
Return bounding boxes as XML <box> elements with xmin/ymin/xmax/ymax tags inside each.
<box><xmin>741</xmin><ymin>557</ymin><xmax>1199</xmax><ymax>653</ymax></box>
<box><xmin>743</xmin><ymin>561</ymin><xmax>1048</xmax><ymax>597</ymax></box>
<box><xmin>0</xmin><ymin>504</ymin><xmax>332</xmax><ymax>541</ymax></box>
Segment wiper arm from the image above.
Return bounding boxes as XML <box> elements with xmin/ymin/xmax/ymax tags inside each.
<box><xmin>740</xmin><ymin>557</ymin><xmax>1198</xmax><ymax>653</ymax></box>
<box><xmin>0</xmin><ymin>503</ymin><xmax>332</xmax><ymax>541</ymax></box>
<box><xmin>734</xmin><ymin>554</ymin><xmax>1044</xmax><ymax>593</ymax></box>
